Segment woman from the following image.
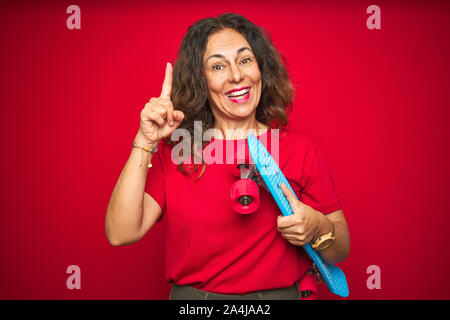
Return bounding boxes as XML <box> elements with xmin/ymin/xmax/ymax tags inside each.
<box><xmin>105</xmin><ymin>13</ymin><xmax>350</xmax><ymax>300</ymax></box>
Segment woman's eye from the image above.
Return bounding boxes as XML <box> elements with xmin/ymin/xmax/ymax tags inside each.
<box><xmin>241</xmin><ymin>57</ymin><xmax>251</xmax><ymax>64</ymax></box>
<box><xmin>212</xmin><ymin>64</ymin><xmax>224</xmax><ymax>71</ymax></box>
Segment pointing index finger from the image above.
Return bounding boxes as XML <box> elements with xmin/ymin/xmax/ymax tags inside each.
<box><xmin>160</xmin><ymin>62</ymin><xmax>173</xmax><ymax>99</ymax></box>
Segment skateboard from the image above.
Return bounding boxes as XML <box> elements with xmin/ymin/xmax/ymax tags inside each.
<box><xmin>242</xmin><ymin>133</ymin><xmax>349</xmax><ymax>298</ymax></box>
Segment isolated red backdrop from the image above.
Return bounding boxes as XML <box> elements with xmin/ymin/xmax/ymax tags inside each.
<box><xmin>1</xmin><ymin>0</ymin><xmax>449</xmax><ymax>300</ymax></box>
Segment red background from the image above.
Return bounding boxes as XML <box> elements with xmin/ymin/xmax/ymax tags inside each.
<box><xmin>1</xmin><ymin>0</ymin><xmax>449</xmax><ymax>300</ymax></box>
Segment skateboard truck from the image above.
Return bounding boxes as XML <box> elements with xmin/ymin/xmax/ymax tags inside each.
<box><xmin>230</xmin><ymin>163</ymin><xmax>261</xmax><ymax>214</ymax></box>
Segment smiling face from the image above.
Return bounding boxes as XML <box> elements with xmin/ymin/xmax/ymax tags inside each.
<box><xmin>203</xmin><ymin>28</ymin><xmax>262</xmax><ymax>125</ymax></box>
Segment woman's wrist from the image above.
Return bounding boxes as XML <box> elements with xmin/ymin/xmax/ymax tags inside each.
<box><xmin>134</xmin><ymin>132</ymin><xmax>159</xmax><ymax>150</ymax></box>
<box><xmin>312</xmin><ymin>211</ymin><xmax>332</xmax><ymax>243</ymax></box>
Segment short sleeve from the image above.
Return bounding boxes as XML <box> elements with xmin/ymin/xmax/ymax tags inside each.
<box><xmin>300</xmin><ymin>143</ymin><xmax>342</xmax><ymax>214</ymax></box>
<box><xmin>144</xmin><ymin>151</ymin><xmax>166</xmax><ymax>212</ymax></box>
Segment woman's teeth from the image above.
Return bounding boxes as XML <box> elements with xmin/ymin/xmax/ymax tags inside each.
<box><xmin>226</xmin><ymin>88</ymin><xmax>250</xmax><ymax>98</ymax></box>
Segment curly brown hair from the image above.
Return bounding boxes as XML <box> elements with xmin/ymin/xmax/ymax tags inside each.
<box><xmin>163</xmin><ymin>13</ymin><xmax>295</xmax><ymax>177</ymax></box>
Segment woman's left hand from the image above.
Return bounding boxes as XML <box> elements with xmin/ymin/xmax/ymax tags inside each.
<box><xmin>276</xmin><ymin>183</ymin><xmax>327</xmax><ymax>247</ymax></box>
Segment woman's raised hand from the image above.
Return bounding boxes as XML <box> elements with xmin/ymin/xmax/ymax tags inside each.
<box><xmin>136</xmin><ymin>62</ymin><xmax>184</xmax><ymax>147</ymax></box>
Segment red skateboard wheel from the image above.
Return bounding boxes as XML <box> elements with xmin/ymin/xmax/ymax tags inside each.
<box><xmin>230</xmin><ymin>179</ymin><xmax>260</xmax><ymax>214</ymax></box>
<box><xmin>298</xmin><ymin>273</ymin><xmax>319</xmax><ymax>300</ymax></box>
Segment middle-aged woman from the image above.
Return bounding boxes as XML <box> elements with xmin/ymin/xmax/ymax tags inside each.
<box><xmin>105</xmin><ymin>13</ymin><xmax>350</xmax><ymax>300</ymax></box>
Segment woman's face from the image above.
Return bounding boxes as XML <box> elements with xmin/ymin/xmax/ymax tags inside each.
<box><xmin>203</xmin><ymin>28</ymin><xmax>262</xmax><ymax>123</ymax></box>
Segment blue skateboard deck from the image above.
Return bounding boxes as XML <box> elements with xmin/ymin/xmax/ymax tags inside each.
<box><xmin>247</xmin><ymin>134</ymin><xmax>349</xmax><ymax>298</ymax></box>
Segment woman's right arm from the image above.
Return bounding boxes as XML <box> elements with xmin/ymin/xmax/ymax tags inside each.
<box><xmin>105</xmin><ymin>62</ymin><xmax>184</xmax><ymax>246</ymax></box>
<box><xmin>105</xmin><ymin>133</ymin><xmax>161</xmax><ymax>246</ymax></box>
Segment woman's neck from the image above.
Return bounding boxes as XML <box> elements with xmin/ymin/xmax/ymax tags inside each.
<box><xmin>213</xmin><ymin>118</ymin><xmax>269</xmax><ymax>140</ymax></box>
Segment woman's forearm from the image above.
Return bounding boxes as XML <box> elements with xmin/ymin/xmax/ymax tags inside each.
<box><xmin>314</xmin><ymin>211</ymin><xmax>350</xmax><ymax>265</ymax></box>
<box><xmin>105</xmin><ymin>133</ymin><xmax>155</xmax><ymax>246</ymax></box>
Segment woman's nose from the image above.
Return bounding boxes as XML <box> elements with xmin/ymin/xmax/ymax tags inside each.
<box><xmin>228</xmin><ymin>64</ymin><xmax>244</xmax><ymax>83</ymax></box>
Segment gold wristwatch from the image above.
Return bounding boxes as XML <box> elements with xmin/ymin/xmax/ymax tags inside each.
<box><xmin>311</xmin><ymin>221</ymin><xmax>335</xmax><ymax>251</ymax></box>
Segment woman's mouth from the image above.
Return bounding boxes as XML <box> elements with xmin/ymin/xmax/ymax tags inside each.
<box><xmin>225</xmin><ymin>87</ymin><xmax>251</xmax><ymax>103</ymax></box>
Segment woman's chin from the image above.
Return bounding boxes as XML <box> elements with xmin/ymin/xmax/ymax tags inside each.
<box><xmin>229</xmin><ymin>111</ymin><xmax>256</xmax><ymax>121</ymax></box>
<box><xmin>211</xmin><ymin>100</ymin><xmax>258</xmax><ymax>122</ymax></box>
<box><xmin>228</xmin><ymin>104</ymin><xmax>257</xmax><ymax>118</ymax></box>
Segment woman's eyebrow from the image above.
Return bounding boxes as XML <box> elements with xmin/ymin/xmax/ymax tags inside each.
<box><xmin>205</xmin><ymin>47</ymin><xmax>252</xmax><ymax>64</ymax></box>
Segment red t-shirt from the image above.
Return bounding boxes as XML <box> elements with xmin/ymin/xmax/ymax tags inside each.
<box><xmin>145</xmin><ymin>128</ymin><xmax>342</xmax><ymax>294</ymax></box>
